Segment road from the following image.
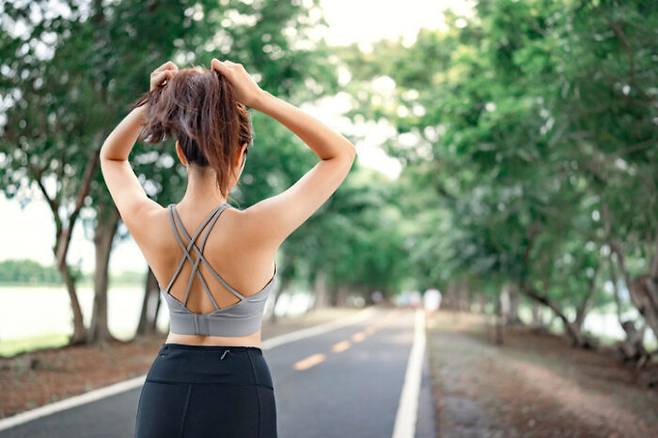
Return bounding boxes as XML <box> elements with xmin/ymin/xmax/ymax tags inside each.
<box><xmin>1</xmin><ymin>307</ymin><xmax>435</xmax><ymax>438</ymax></box>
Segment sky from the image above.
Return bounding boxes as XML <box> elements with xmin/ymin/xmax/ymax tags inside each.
<box><xmin>0</xmin><ymin>0</ymin><xmax>471</xmax><ymax>273</ymax></box>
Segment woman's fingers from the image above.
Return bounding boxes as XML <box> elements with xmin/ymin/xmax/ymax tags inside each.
<box><xmin>150</xmin><ymin>61</ymin><xmax>177</xmax><ymax>90</ymax></box>
<box><xmin>154</xmin><ymin>60</ymin><xmax>178</xmax><ymax>73</ymax></box>
<box><xmin>150</xmin><ymin>70</ymin><xmax>170</xmax><ymax>81</ymax></box>
<box><xmin>150</xmin><ymin>70</ymin><xmax>175</xmax><ymax>90</ymax></box>
<box><xmin>211</xmin><ymin>58</ymin><xmax>242</xmax><ymax>72</ymax></box>
<box><xmin>211</xmin><ymin>58</ymin><xmax>228</xmax><ymax>73</ymax></box>
<box><xmin>209</xmin><ymin>57</ymin><xmax>261</xmax><ymax>106</ymax></box>
<box><xmin>151</xmin><ymin>69</ymin><xmax>177</xmax><ymax>78</ymax></box>
<box><xmin>162</xmin><ymin>70</ymin><xmax>175</xmax><ymax>82</ymax></box>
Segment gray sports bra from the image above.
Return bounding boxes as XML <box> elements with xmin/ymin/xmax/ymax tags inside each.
<box><xmin>159</xmin><ymin>202</ymin><xmax>278</xmax><ymax>337</ymax></box>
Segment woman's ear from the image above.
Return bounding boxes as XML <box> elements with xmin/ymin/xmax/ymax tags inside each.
<box><xmin>175</xmin><ymin>140</ymin><xmax>189</xmax><ymax>167</ymax></box>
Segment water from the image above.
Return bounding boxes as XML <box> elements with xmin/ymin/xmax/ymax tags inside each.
<box><xmin>518</xmin><ymin>305</ymin><xmax>657</xmax><ymax>348</ymax></box>
<box><xmin>0</xmin><ymin>285</ymin><xmax>313</xmax><ymax>343</ymax></box>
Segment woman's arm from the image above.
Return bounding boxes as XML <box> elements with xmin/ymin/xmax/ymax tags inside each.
<box><xmin>252</xmin><ymin>89</ymin><xmax>356</xmax><ymax>162</ymax></box>
<box><xmin>210</xmin><ymin>59</ymin><xmax>357</xmax><ymax>251</ymax></box>
<box><xmin>100</xmin><ymin>105</ymin><xmax>146</xmax><ymax>161</ymax></box>
<box><xmin>100</xmin><ymin>61</ymin><xmax>177</xmax><ymax>222</ymax></box>
<box><xmin>211</xmin><ymin>59</ymin><xmax>356</xmax><ymax>163</ymax></box>
<box><xmin>99</xmin><ymin>105</ymin><xmax>159</xmax><ymax>221</ymax></box>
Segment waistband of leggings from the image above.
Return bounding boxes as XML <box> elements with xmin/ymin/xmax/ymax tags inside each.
<box><xmin>161</xmin><ymin>342</ymin><xmax>263</xmax><ymax>354</ymax></box>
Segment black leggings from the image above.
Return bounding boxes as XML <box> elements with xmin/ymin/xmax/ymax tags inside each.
<box><xmin>135</xmin><ymin>343</ymin><xmax>278</xmax><ymax>438</ymax></box>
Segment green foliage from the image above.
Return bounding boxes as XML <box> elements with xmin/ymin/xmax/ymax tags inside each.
<box><xmin>0</xmin><ymin>259</ymin><xmax>61</xmax><ymax>284</ymax></box>
<box><xmin>0</xmin><ymin>0</ymin><xmax>402</xmax><ymax>303</ymax></box>
<box><xmin>0</xmin><ymin>259</ymin><xmax>140</xmax><ymax>286</ymax></box>
<box><xmin>346</xmin><ymin>0</ymin><xmax>657</xmax><ymax>328</ymax></box>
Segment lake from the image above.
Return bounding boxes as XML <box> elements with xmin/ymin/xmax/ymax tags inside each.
<box><xmin>0</xmin><ymin>285</ymin><xmax>313</xmax><ymax>342</ymax></box>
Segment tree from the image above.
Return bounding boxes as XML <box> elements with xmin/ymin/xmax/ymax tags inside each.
<box><xmin>343</xmin><ymin>0</ymin><xmax>657</xmax><ymax>350</ymax></box>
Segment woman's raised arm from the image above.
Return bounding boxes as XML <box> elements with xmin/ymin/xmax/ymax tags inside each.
<box><xmin>210</xmin><ymin>59</ymin><xmax>357</xmax><ymax>251</ymax></box>
<box><xmin>99</xmin><ymin>61</ymin><xmax>177</xmax><ymax>223</ymax></box>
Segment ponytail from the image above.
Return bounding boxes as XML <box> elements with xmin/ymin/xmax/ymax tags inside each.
<box><xmin>130</xmin><ymin>66</ymin><xmax>253</xmax><ymax>198</ymax></box>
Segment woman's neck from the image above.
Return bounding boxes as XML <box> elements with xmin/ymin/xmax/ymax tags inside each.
<box><xmin>178</xmin><ymin>167</ymin><xmax>228</xmax><ymax>208</ymax></box>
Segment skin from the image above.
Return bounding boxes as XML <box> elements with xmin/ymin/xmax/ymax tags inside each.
<box><xmin>100</xmin><ymin>59</ymin><xmax>357</xmax><ymax>347</ymax></box>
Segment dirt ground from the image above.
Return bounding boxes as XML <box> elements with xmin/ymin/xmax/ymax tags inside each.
<box><xmin>0</xmin><ymin>306</ymin><xmax>363</xmax><ymax>419</ymax></box>
<box><xmin>426</xmin><ymin>310</ymin><xmax>658</xmax><ymax>438</ymax></box>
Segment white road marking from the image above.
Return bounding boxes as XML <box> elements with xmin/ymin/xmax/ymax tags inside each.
<box><xmin>0</xmin><ymin>306</ymin><xmax>376</xmax><ymax>431</ymax></box>
<box><xmin>262</xmin><ymin>306</ymin><xmax>375</xmax><ymax>349</ymax></box>
<box><xmin>0</xmin><ymin>375</ymin><xmax>146</xmax><ymax>432</ymax></box>
<box><xmin>392</xmin><ymin>308</ymin><xmax>426</xmax><ymax>438</ymax></box>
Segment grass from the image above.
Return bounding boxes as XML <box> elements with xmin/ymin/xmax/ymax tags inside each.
<box><xmin>0</xmin><ymin>333</ymin><xmax>70</xmax><ymax>357</ymax></box>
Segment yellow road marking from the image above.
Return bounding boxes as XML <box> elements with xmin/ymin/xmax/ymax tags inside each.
<box><xmin>293</xmin><ymin>353</ymin><xmax>326</xmax><ymax>370</ymax></box>
<box><xmin>351</xmin><ymin>331</ymin><xmax>366</xmax><ymax>343</ymax></box>
<box><xmin>292</xmin><ymin>311</ymin><xmax>393</xmax><ymax>371</ymax></box>
<box><xmin>332</xmin><ymin>340</ymin><xmax>351</xmax><ymax>352</ymax></box>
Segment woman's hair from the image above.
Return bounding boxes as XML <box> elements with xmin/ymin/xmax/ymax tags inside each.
<box><xmin>130</xmin><ymin>66</ymin><xmax>253</xmax><ymax>198</ymax></box>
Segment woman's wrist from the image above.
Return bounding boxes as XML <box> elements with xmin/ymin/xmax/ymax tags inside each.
<box><xmin>250</xmin><ymin>89</ymin><xmax>274</xmax><ymax>113</ymax></box>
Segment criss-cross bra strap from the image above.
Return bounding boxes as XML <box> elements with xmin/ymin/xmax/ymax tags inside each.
<box><xmin>170</xmin><ymin>204</ymin><xmax>247</xmax><ymax>302</ymax></box>
<box><xmin>176</xmin><ymin>207</ymin><xmax>225</xmax><ymax>309</ymax></box>
<box><xmin>164</xmin><ymin>203</ymin><xmax>226</xmax><ymax>309</ymax></box>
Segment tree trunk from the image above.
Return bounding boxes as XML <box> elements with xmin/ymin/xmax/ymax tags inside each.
<box><xmin>267</xmin><ymin>275</ymin><xmax>292</xmax><ymax>323</ymax></box>
<box><xmin>628</xmin><ymin>274</ymin><xmax>658</xmax><ymax>341</ymax></box>
<box><xmin>442</xmin><ymin>283</ymin><xmax>453</xmax><ymax>309</ymax></box>
<box><xmin>494</xmin><ymin>292</ymin><xmax>504</xmax><ymax>345</ymax></box>
<box><xmin>452</xmin><ymin>280</ymin><xmax>469</xmax><ymax>311</ymax></box>
<box><xmin>312</xmin><ymin>270</ymin><xmax>330</xmax><ymax>309</ymax></box>
<box><xmin>52</xmin><ymin>195</ymin><xmax>96</xmax><ymax>345</ymax></box>
<box><xmin>617</xmin><ymin>320</ymin><xmax>648</xmax><ymax>362</ymax></box>
<box><xmin>531</xmin><ymin>303</ymin><xmax>544</xmax><ymax>328</ymax></box>
<box><xmin>88</xmin><ymin>206</ymin><xmax>120</xmax><ymax>344</ymax></box>
<box><xmin>57</xmin><ymin>259</ymin><xmax>87</xmax><ymax>345</ymax></box>
<box><xmin>476</xmin><ymin>294</ymin><xmax>487</xmax><ymax>313</ymax></box>
<box><xmin>611</xmin><ymin>238</ymin><xmax>658</xmax><ymax>342</ymax></box>
<box><xmin>43</xmin><ymin>148</ymin><xmax>100</xmax><ymax>345</ymax></box>
<box><xmin>152</xmin><ymin>288</ymin><xmax>163</xmax><ymax>333</ymax></box>
<box><xmin>520</xmin><ymin>283</ymin><xmax>587</xmax><ymax>347</ymax></box>
<box><xmin>335</xmin><ymin>285</ymin><xmax>350</xmax><ymax>306</ymax></box>
<box><xmin>461</xmin><ymin>280</ymin><xmax>471</xmax><ymax>311</ymax></box>
<box><xmin>608</xmin><ymin>252</ymin><xmax>624</xmax><ymax>324</ymax></box>
<box><xmin>500</xmin><ymin>284</ymin><xmax>511</xmax><ymax>322</ymax></box>
<box><xmin>501</xmin><ymin>282</ymin><xmax>522</xmax><ymax>325</ymax></box>
<box><xmin>137</xmin><ymin>268</ymin><xmax>160</xmax><ymax>336</ymax></box>
<box><xmin>507</xmin><ymin>283</ymin><xmax>522</xmax><ymax>324</ymax></box>
<box><xmin>518</xmin><ymin>224</ymin><xmax>591</xmax><ymax>347</ymax></box>
<box><xmin>574</xmin><ymin>265</ymin><xmax>599</xmax><ymax>331</ymax></box>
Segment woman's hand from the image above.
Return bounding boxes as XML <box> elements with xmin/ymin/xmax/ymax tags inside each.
<box><xmin>150</xmin><ymin>61</ymin><xmax>178</xmax><ymax>91</ymax></box>
<box><xmin>210</xmin><ymin>58</ymin><xmax>264</xmax><ymax>108</ymax></box>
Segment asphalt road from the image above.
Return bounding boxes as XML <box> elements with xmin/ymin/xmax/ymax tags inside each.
<box><xmin>1</xmin><ymin>307</ymin><xmax>435</xmax><ymax>438</ymax></box>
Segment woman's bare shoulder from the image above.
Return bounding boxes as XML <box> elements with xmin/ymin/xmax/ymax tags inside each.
<box><xmin>125</xmin><ymin>204</ymin><xmax>178</xmax><ymax>261</ymax></box>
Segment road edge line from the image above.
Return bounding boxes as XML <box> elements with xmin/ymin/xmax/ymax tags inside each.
<box><xmin>392</xmin><ymin>308</ymin><xmax>426</xmax><ymax>438</ymax></box>
<box><xmin>262</xmin><ymin>306</ymin><xmax>376</xmax><ymax>349</ymax></box>
<box><xmin>0</xmin><ymin>375</ymin><xmax>147</xmax><ymax>432</ymax></box>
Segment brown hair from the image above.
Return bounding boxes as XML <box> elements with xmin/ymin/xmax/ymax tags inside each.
<box><xmin>130</xmin><ymin>66</ymin><xmax>253</xmax><ymax>198</ymax></box>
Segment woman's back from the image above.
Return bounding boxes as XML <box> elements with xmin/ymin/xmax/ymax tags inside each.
<box><xmin>134</xmin><ymin>199</ymin><xmax>280</xmax><ymax>346</ymax></box>
<box><xmin>153</xmin><ymin>202</ymin><xmax>277</xmax><ymax>312</ymax></box>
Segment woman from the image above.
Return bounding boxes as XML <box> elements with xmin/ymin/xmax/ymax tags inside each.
<box><xmin>99</xmin><ymin>59</ymin><xmax>356</xmax><ymax>438</ymax></box>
